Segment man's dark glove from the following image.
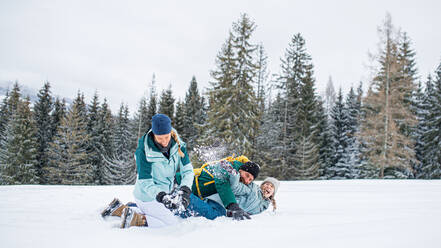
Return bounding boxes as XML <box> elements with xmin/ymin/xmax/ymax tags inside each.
<box><xmin>226</xmin><ymin>203</ymin><xmax>251</xmax><ymax>221</ymax></box>
<box><xmin>179</xmin><ymin>186</ymin><xmax>192</xmax><ymax>209</ymax></box>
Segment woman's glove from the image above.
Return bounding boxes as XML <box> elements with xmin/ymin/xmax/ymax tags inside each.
<box><xmin>226</xmin><ymin>203</ymin><xmax>251</xmax><ymax>220</ymax></box>
<box><xmin>156</xmin><ymin>186</ymin><xmax>192</xmax><ymax>212</ymax></box>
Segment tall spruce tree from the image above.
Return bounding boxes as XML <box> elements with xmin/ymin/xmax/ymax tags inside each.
<box><xmin>0</xmin><ymin>90</ymin><xmax>10</xmax><ymax>144</ymax></box>
<box><xmin>257</xmin><ymin>93</ymin><xmax>286</xmax><ymax>178</ymax></box>
<box><xmin>1</xmin><ymin>97</ymin><xmax>39</xmax><ymax>184</ymax></box>
<box><xmin>86</xmin><ymin>92</ymin><xmax>102</xmax><ymax>184</ymax></box>
<box><xmin>183</xmin><ymin>76</ymin><xmax>205</xmax><ymax>151</ymax></box>
<box><xmin>207</xmin><ymin>14</ymin><xmax>260</xmax><ymax>157</ymax></box>
<box><xmin>0</xmin><ymin>90</ymin><xmax>10</xmax><ymax>174</ymax></box>
<box><xmin>324</xmin><ymin>76</ymin><xmax>336</xmax><ymax>117</ymax></box>
<box><xmin>134</xmin><ymin>96</ymin><xmax>148</xmax><ymax>139</ymax></box>
<box><xmin>343</xmin><ymin>87</ymin><xmax>363</xmax><ymax>178</ymax></box>
<box><xmin>159</xmin><ymin>84</ymin><xmax>175</xmax><ymax>120</ymax></box>
<box><xmin>146</xmin><ymin>74</ymin><xmax>158</xmax><ymax>133</ymax></box>
<box><xmin>327</xmin><ymin>88</ymin><xmax>349</xmax><ymax>179</ymax></box>
<box><xmin>33</xmin><ymin>82</ymin><xmax>54</xmax><ymax>183</ymax></box>
<box><xmin>46</xmin><ymin>96</ymin><xmax>92</xmax><ymax>184</ymax></box>
<box><xmin>103</xmin><ymin>103</ymin><xmax>136</xmax><ymax>184</ymax></box>
<box><xmin>420</xmin><ymin>62</ymin><xmax>441</xmax><ymax>178</ymax></box>
<box><xmin>276</xmin><ymin>33</ymin><xmax>320</xmax><ymax>179</ymax></box>
<box><xmin>316</xmin><ymin>96</ymin><xmax>333</xmax><ymax>179</ymax></box>
<box><xmin>412</xmin><ymin>79</ymin><xmax>428</xmax><ymax>178</ymax></box>
<box><xmin>51</xmin><ymin>97</ymin><xmax>66</xmax><ymax>139</ymax></box>
<box><xmin>174</xmin><ymin>100</ymin><xmax>186</xmax><ymax>135</ymax></box>
<box><xmin>291</xmin><ymin>69</ymin><xmax>321</xmax><ymax>179</ymax></box>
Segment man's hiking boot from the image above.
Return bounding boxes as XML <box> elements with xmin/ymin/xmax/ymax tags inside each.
<box><xmin>120</xmin><ymin>207</ymin><xmax>148</xmax><ymax>228</ymax></box>
<box><xmin>101</xmin><ymin>198</ymin><xmax>127</xmax><ymax>218</ymax></box>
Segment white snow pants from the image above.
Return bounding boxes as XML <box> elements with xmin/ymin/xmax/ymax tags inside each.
<box><xmin>135</xmin><ymin>199</ymin><xmax>179</xmax><ymax>228</ymax></box>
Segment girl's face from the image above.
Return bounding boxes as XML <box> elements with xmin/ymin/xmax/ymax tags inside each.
<box><xmin>261</xmin><ymin>182</ymin><xmax>275</xmax><ymax>199</ymax></box>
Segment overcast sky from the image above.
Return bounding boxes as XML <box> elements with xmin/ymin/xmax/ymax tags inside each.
<box><xmin>1</xmin><ymin>0</ymin><xmax>440</xmax><ymax>114</ymax></box>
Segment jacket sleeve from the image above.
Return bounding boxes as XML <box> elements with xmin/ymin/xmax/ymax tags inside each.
<box><xmin>178</xmin><ymin>145</ymin><xmax>194</xmax><ymax>188</ymax></box>
<box><xmin>213</xmin><ymin>161</ymin><xmax>238</xmax><ymax>208</ymax></box>
<box><xmin>230</xmin><ymin>174</ymin><xmax>253</xmax><ymax>196</ymax></box>
<box><xmin>134</xmin><ymin>136</ymin><xmax>162</xmax><ymax>200</ymax></box>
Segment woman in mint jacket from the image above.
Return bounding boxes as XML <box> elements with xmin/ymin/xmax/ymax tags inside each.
<box><xmin>122</xmin><ymin>114</ymin><xmax>194</xmax><ymax>228</ymax></box>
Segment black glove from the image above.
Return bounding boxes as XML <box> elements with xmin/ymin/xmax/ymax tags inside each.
<box><xmin>156</xmin><ymin>191</ymin><xmax>179</xmax><ymax>210</ymax></box>
<box><xmin>156</xmin><ymin>191</ymin><xmax>167</xmax><ymax>203</ymax></box>
<box><xmin>226</xmin><ymin>203</ymin><xmax>251</xmax><ymax>221</ymax></box>
<box><xmin>179</xmin><ymin>186</ymin><xmax>192</xmax><ymax>209</ymax></box>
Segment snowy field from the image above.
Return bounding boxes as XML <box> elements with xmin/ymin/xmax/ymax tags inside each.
<box><xmin>1</xmin><ymin>180</ymin><xmax>440</xmax><ymax>248</ymax></box>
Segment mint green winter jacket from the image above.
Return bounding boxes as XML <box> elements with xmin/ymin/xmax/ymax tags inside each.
<box><xmin>133</xmin><ymin>130</ymin><xmax>194</xmax><ymax>202</ymax></box>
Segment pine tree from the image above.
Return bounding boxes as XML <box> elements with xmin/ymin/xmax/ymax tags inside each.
<box><xmin>420</xmin><ymin>62</ymin><xmax>441</xmax><ymax>178</ymax></box>
<box><xmin>182</xmin><ymin>76</ymin><xmax>205</xmax><ymax>151</ymax></box>
<box><xmin>207</xmin><ymin>13</ymin><xmax>260</xmax><ymax>157</ymax></box>
<box><xmin>275</xmin><ymin>33</ymin><xmax>321</xmax><ymax>179</ymax></box>
<box><xmin>324</xmin><ymin>76</ymin><xmax>336</xmax><ymax>117</ymax></box>
<box><xmin>0</xmin><ymin>83</ymin><xmax>21</xmax><ymax>183</ymax></box>
<box><xmin>256</xmin><ymin>44</ymin><xmax>269</xmax><ymax>111</ymax></box>
<box><xmin>134</xmin><ymin>74</ymin><xmax>158</xmax><ymax>139</ymax></box>
<box><xmin>413</xmin><ymin>77</ymin><xmax>431</xmax><ymax>178</ymax></box>
<box><xmin>316</xmin><ymin>96</ymin><xmax>333</xmax><ymax>179</ymax></box>
<box><xmin>102</xmin><ymin>103</ymin><xmax>136</xmax><ymax>185</ymax></box>
<box><xmin>327</xmin><ymin>88</ymin><xmax>349</xmax><ymax>179</ymax></box>
<box><xmin>51</xmin><ymin>97</ymin><xmax>66</xmax><ymax>139</ymax></box>
<box><xmin>95</xmin><ymin>98</ymin><xmax>114</xmax><ymax>184</ymax></box>
<box><xmin>343</xmin><ymin>87</ymin><xmax>363</xmax><ymax>178</ymax></box>
<box><xmin>86</xmin><ymin>92</ymin><xmax>102</xmax><ymax>184</ymax></box>
<box><xmin>256</xmin><ymin>93</ymin><xmax>285</xmax><ymax>178</ymax></box>
<box><xmin>1</xmin><ymin>98</ymin><xmax>39</xmax><ymax>184</ymax></box>
<box><xmin>159</xmin><ymin>84</ymin><xmax>175</xmax><ymax>121</ymax></box>
<box><xmin>0</xmin><ymin>90</ymin><xmax>10</xmax><ymax>142</ymax></box>
<box><xmin>174</xmin><ymin>100</ymin><xmax>186</xmax><ymax>135</ymax></box>
<box><xmin>134</xmin><ymin>96</ymin><xmax>148</xmax><ymax>139</ymax></box>
<box><xmin>0</xmin><ymin>90</ymin><xmax>10</xmax><ymax>172</ymax></box>
<box><xmin>146</xmin><ymin>74</ymin><xmax>158</xmax><ymax>133</ymax></box>
<box><xmin>33</xmin><ymin>82</ymin><xmax>54</xmax><ymax>183</ymax></box>
<box><xmin>7</xmin><ymin>82</ymin><xmax>21</xmax><ymax>115</ymax></box>
<box><xmin>291</xmin><ymin>69</ymin><xmax>321</xmax><ymax>179</ymax></box>
<box><xmin>46</xmin><ymin>97</ymin><xmax>92</xmax><ymax>185</ymax></box>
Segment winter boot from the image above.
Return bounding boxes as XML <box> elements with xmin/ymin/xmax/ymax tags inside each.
<box><xmin>101</xmin><ymin>198</ymin><xmax>127</xmax><ymax>218</ymax></box>
<box><xmin>120</xmin><ymin>207</ymin><xmax>148</xmax><ymax>228</ymax></box>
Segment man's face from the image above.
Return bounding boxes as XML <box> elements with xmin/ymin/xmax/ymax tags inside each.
<box><xmin>239</xmin><ymin>170</ymin><xmax>254</xmax><ymax>185</ymax></box>
<box><xmin>154</xmin><ymin>133</ymin><xmax>171</xmax><ymax>148</ymax></box>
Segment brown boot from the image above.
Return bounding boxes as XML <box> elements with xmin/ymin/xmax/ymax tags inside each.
<box><xmin>120</xmin><ymin>208</ymin><xmax>148</xmax><ymax>228</ymax></box>
<box><xmin>101</xmin><ymin>198</ymin><xmax>127</xmax><ymax>218</ymax></box>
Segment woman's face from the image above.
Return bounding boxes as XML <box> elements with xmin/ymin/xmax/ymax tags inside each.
<box><xmin>261</xmin><ymin>182</ymin><xmax>275</xmax><ymax>199</ymax></box>
<box><xmin>154</xmin><ymin>133</ymin><xmax>171</xmax><ymax>148</ymax></box>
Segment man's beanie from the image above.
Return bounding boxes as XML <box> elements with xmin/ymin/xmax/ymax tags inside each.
<box><xmin>152</xmin><ymin>114</ymin><xmax>172</xmax><ymax>135</ymax></box>
<box><xmin>240</xmin><ymin>161</ymin><xmax>260</xmax><ymax>179</ymax></box>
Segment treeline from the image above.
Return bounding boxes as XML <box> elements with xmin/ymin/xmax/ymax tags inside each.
<box><xmin>0</xmin><ymin>13</ymin><xmax>440</xmax><ymax>185</ymax></box>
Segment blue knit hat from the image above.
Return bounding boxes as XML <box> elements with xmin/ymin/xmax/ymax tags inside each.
<box><xmin>152</xmin><ymin>114</ymin><xmax>172</xmax><ymax>135</ymax></box>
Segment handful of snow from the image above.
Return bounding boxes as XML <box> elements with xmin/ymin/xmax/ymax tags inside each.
<box><xmin>161</xmin><ymin>188</ymin><xmax>188</xmax><ymax>214</ymax></box>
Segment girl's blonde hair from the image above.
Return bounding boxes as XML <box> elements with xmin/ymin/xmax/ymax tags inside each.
<box><xmin>170</xmin><ymin>130</ymin><xmax>185</xmax><ymax>158</ymax></box>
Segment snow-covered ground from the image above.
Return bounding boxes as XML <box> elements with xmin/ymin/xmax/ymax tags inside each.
<box><xmin>1</xmin><ymin>180</ymin><xmax>440</xmax><ymax>248</ymax></box>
